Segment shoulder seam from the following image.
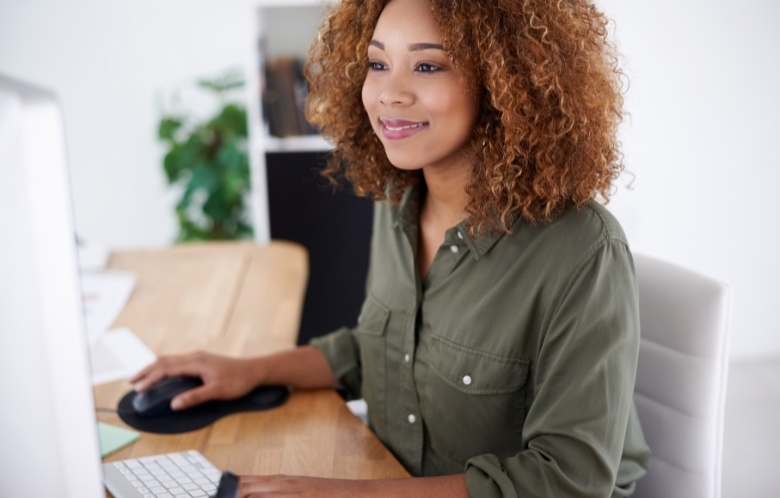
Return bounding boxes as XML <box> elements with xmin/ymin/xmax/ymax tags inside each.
<box><xmin>538</xmin><ymin>230</ymin><xmax>629</xmax><ymax>343</ymax></box>
<box><xmin>583</xmin><ymin>202</ymin><xmax>628</xmax><ymax>246</ymax></box>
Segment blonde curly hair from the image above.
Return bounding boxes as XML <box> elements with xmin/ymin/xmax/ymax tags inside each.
<box><xmin>305</xmin><ymin>0</ymin><xmax>625</xmax><ymax>234</ymax></box>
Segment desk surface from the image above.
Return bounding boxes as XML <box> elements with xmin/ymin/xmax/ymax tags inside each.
<box><xmin>96</xmin><ymin>242</ymin><xmax>409</xmax><ymax>483</ymax></box>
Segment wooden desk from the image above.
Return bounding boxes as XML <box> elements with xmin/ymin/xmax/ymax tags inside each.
<box><xmin>96</xmin><ymin>241</ymin><xmax>409</xmax><ymax>485</ymax></box>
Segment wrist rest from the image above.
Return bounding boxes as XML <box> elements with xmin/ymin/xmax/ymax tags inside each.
<box><xmin>116</xmin><ymin>385</ymin><xmax>289</xmax><ymax>434</ymax></box>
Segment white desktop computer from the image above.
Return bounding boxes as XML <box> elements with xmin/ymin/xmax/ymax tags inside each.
<box><xmin>0</xmin><ymin>74</ymin><xmax>235</xmax><ymax>498</ymax></box>
<box><xmin>0</xmin><ymin>74</ymin><xmax>106</xmax><ymax>497</ymax></box>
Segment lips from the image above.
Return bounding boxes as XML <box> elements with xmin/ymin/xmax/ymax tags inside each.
<box><xmin>380</xmin><ymin>119</ymin><xmax>429</xmax><ymax>140</ymax></box>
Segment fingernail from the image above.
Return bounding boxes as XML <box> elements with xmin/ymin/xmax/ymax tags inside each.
<box><xmin>171</xmin><ymin>398</ymin><xmax>184</xmax><ymax>411</ymax></box>
<box><xmin>134</xmin><ymin>383</ymin><xmax>144</xmax><ymax>392</ymax></box>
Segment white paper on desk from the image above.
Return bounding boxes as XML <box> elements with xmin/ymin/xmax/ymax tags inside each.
<box><xmin>90</xmin><ymin>327</ymin><xmax>156</xmax><ymax>385</ymax></box>
<box><xmin>81</xmin><ymin>270</ymin><xmax>136</xmax><ymax>344</ymax></box>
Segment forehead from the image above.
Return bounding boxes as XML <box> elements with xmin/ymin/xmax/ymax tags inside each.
<box><xmin>372</xmin><ymin>0</ymin><xmax>442</xmax><ymax>44</ymax></box>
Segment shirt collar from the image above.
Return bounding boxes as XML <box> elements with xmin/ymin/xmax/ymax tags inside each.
<box><xmin>392</xmin><ymin>184</ymin><xmax>515</xmax><ymax>260</ymax></box>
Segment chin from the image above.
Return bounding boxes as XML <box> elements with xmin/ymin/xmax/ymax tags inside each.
<box><xmin>382</xmin><ymin>146</ymin><xmax>428</xmax><ymax>172</ymax></box>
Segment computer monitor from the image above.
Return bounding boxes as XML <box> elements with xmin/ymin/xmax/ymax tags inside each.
<box><xmin>0</xmin><ymin>74</ymin><xmax>104</xmax><ymax>497</ymax></box>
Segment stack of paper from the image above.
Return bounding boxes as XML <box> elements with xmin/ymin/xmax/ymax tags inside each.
<box><xmin>79</xmin><ymin>261</ymin><xmax>156</xmax><ymax>385</ymax></box>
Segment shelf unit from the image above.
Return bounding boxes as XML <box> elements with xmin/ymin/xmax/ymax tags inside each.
<box><xmin>245</xmin><ymin>0</ymin><xmax>335</xmax><ymax>243</ymax></box>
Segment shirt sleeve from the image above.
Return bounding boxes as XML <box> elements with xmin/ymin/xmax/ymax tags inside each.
<box><xmin>464</xmin><ymin>237</ymin><xmax>643</xmax><ymax>498</ymax></box>
<box><xmin>309</xmin><ymin>326</ymin><xmax>363</xmax><ymax>401</ymax></box>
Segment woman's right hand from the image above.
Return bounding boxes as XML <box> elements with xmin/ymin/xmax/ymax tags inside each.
<box><xmin>129</xmin><ymin>351</ymin><xmax>263</xmax><ymax>411</ymax></box>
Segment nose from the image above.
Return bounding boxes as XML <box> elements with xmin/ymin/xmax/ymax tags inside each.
<box><xmin>378</xmin><ymin>69</ymin><xmax>414</xmax><ymax>107</ymax></box>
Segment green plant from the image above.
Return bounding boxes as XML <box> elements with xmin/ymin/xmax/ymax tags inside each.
<box><xmin>158</xmin><ymin>71</ymin><xmax>252</xmax><ymax>241</ymax></box>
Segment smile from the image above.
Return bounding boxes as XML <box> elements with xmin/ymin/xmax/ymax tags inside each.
<box><xmin>385</xmin><ymin>122</ymin><xmax>426</xmax><ymax>131</ymax></box>
<box><xmin>380</xmin><ymin>119</ymin><xmax>429</xmax><ymax>140</ymax></box>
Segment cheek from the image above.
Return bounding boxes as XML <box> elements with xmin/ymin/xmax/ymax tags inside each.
<box><xmin>423</xmin><ymin>85</ymin><xmax>478</xmax><ymax>139</ymax></box>
<box><xmin>361</xmin><ymin>79</ymin><xmax>378</xmax><ymax>120</ymax></box>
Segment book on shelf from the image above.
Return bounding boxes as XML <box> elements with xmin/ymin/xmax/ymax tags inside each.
<box><xmin>262</xmin><ymin>57</ymin><xmax>318</xmax><ymax>138</ymax></box>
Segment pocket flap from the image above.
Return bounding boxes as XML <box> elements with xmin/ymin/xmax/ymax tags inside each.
<box><xmin>429</xmin><ymin>336</ymin><xmax>530</xmax><ymax>395</ymax></box>
<box><xmin>356</xmin><ymin>294</ymin><xmax>390</xmax><ymax>336</ymax></box>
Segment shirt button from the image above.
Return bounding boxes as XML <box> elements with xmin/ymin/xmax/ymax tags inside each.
<box><xmin>407</xmin><ymin>414</ymin><xmax>416</xmax><ymax>424</ymax></box>
<box><xmin>404</xmin><ymin>353</ymin><xmax>410</xmax><ymax>363</ymax></box>
<box><xmin>462</xmin><ymin>375</ymin><xmax>472</xmax><ymax>385</ymax></box>
<box><xmin>457</xmin><ymin>231</ymin><xmax>463</xmax><ymax>240</ymax></box>
<box><xmin>450</xmin><ymin>245</ymin><xmax>459</xmax><ymax>254</ymax></box>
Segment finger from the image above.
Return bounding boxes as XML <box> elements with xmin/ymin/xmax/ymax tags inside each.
<box><xmin>171</xmin><ymin>383</ymin><xmax>220</xmax><ymax>411</ymax></box>
<box><xmin>239</xmin><ymin>476</ymin><xmax>283</xmax><ymax>498</ymax></box>
<box><xmin>134</xmin><ymin>354</ymin><xmax>206</xmax><ymax>392</ymax></box>
<box><xmin>132</xmin><ymin>363</ymin><xmax>170</xmax><ymax>393</ymax></box>
<box><xmin>129</xmin><ymin>358</ymin><xmax>164</xmax><ymax>384</ymax></box>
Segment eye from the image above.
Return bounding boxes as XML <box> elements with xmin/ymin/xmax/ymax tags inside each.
<box><xmin>415</xmin><ymin>62</ymin><xmax>443</xmax><ymax>73</ymax></box>
<box><xmin>367</xmin><ymin>61</ymin><xmax>387</xmax><ymax>71</ymax></box>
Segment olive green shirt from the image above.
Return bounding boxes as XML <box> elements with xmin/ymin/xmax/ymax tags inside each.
<box><xmin>311</xmin><ymin>186</ymin><xmax>651</xmax><ymax>498</ymax></box>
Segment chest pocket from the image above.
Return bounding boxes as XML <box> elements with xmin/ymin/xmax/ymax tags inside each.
<box><xmin>356</xmin><ymin>294</ymin><xmax>390</xmax><ymax>430</ymax></box>
<box><xmin>422</xmin><ymin>335</ymin><xmax>531</xmax><ymax>464</ymax></box>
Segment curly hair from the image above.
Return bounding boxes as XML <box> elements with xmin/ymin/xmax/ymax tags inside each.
<box><xmin>305</xmin><ymin>0</ymin><xmax>625</xmax><ymax>234</ymax></box>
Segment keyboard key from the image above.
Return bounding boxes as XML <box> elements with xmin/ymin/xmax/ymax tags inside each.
<box><xmin>194</xmin><ymin>478</ymin><xmax>209</xmax><ymax>486</ymax></box>
<box><xmin>146</xmin><ymin>463</ymin><xmax>162</xmax><ymax>470</ymax></box>
<box><xmin>140</xmin><ymin>474</ymin><xmax>156</xmax><ymax>482</ymax></box>
<box><xmin>149</xmin><ymin>486</ymin><xmax>166</xmax><ymax>494</ymax></box>
<box><xmin>138</xmin><ymin>487</ymin><xmax>150</xmax><ymax>494</ymax></box>
<box><xmin>133</xmin><ymin>468</ymin><xmax>150</xmax><ymax>476</ymax></box>
<box><xmin>143</xmin><ymin>494</ymin><xmax>155</xmax><ymax>498</ymax></box>
<box><xmin>203</xmin><ymin>484</ymin><xmax>217</xmax><ymax>494</ymax></box>
<box><xmin>164</xmin><ymin>480</ymin><xmax>179</xmax><ymax>489</ymax></box>
<box><xmin>152</xmin><ymin>469</ymin><xmax>168</xmax><ymax>477</ymax></box>
<box><xmin>156</xmin><ymin>494</ymin><xmax>173</xmax><ymax>498</ymax></box>
<box><xmin>189</xmin><ymin>491</ymin><xmax>207</xmax><ymax>498</ymax></box>
<box><xmin>169</xmin><ymin>487</ymin><xmax>187</xmax><ymax>495</ymax></box>
<box><xmin>114</xmin><ymin>462</ymin><xmax>127</xmax><ymax>469</ymax></box>
<box><xmin>183</xmin><ymin>483</ymin><xmax>199</xmax><ymax>491</ymax></box>
<box><xmin>176</xmin><ymin>477</ymin><xmax>193</xmax><ymax>485</ymax></box>
<box><xmin>170</xmin><ymin>471</ymin><xmax>185</xmax><ymax>478</ymax></box>
<box><xmin>127</xmin><ymin>460</ymin><xmax>143</xmax><ymax>469</ymax></box>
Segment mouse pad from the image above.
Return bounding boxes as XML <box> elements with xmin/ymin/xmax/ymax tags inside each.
<box><xmin>117</xmin><ymin>385</ymin><xmax>289</xmax><ymax>434</ymax></box>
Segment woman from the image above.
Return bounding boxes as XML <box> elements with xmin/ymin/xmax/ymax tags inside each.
<box><xmin>132</xmin><ymin>0</ymin><xmax>651</xmax><ymax>496</ymax></box>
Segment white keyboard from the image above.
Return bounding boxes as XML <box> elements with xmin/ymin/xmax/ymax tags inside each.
<box><xmin>103</xmin><ymin>450</ymin><xmax>222</xmax><ymax>498</ymax></box>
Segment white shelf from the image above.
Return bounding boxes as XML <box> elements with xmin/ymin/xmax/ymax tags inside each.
<box><xmin>246</xmin><ymin>0</ymin><xmax>334</xmax><ymax>243</ymax></box>
<box><xmin>261</xmin><ymin>134</ymin><xmax>333</xmax><ymax>153</ymax></box>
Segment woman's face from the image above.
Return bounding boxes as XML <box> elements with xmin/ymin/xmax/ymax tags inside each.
<box><xmin>362</xmin><ymin>0</ymin><xmax>479</xmax><ymax>172</ymax></box>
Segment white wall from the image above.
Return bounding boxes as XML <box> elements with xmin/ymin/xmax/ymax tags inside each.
<box><xmin>0</xmin><ymin>0</ymin><xmax>252</xmax><ymax>247</ymax></box>
<box><xmin>1</xmin><ymin>0</ymin><xmax>778</xmax><ymax>358</ymax></box>
<box><xmin>597</xmin><ymin>0</ymin><xmax>780</xmax><ymax>359</ymax></box>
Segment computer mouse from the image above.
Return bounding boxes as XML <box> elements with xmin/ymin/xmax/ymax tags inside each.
<box><xmin>131</xmin><ymin>376</ymin><xmax>203</xmax><ymax>418</ymax></box>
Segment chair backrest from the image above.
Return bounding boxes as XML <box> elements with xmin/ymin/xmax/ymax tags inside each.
<box><xmin>631</xmin><ymin>253</ymin><xmax>731</xmax><ymax>498</ymax></box>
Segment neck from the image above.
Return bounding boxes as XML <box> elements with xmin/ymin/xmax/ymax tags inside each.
<box><xmin>420</xmin><ymin>152</ymin><xmax>472</xmax><ymax>228</ymax></box>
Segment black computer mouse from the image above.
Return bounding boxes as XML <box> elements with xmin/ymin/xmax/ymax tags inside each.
<box><xmin>131</xmin><ymin>376</ymin><xmax>203</xmax><ymax>418</ymax></box>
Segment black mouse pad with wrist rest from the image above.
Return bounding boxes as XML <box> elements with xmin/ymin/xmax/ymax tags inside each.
<box><xmin>117</xmin><ymin>385</ymin><xmax>290</xmax><ymax>434</ymax></box>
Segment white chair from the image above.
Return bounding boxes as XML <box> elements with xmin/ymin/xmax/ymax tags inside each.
<box><xmin>632</xmin><ymin>254</ymin><xmax>731</xmax><ymax>498</ymax></box>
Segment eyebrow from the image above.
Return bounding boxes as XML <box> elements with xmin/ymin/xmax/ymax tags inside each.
<box><xmin>368</xmin><ymin>40</ymin><xmax>445</xmax><ymax>52</ymax></box>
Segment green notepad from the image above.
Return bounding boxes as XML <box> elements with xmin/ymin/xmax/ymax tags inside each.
<box><xmin>97</xmin><ymin>422</ymin><xmax>140</xmax><ymax>457</ymax></box>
